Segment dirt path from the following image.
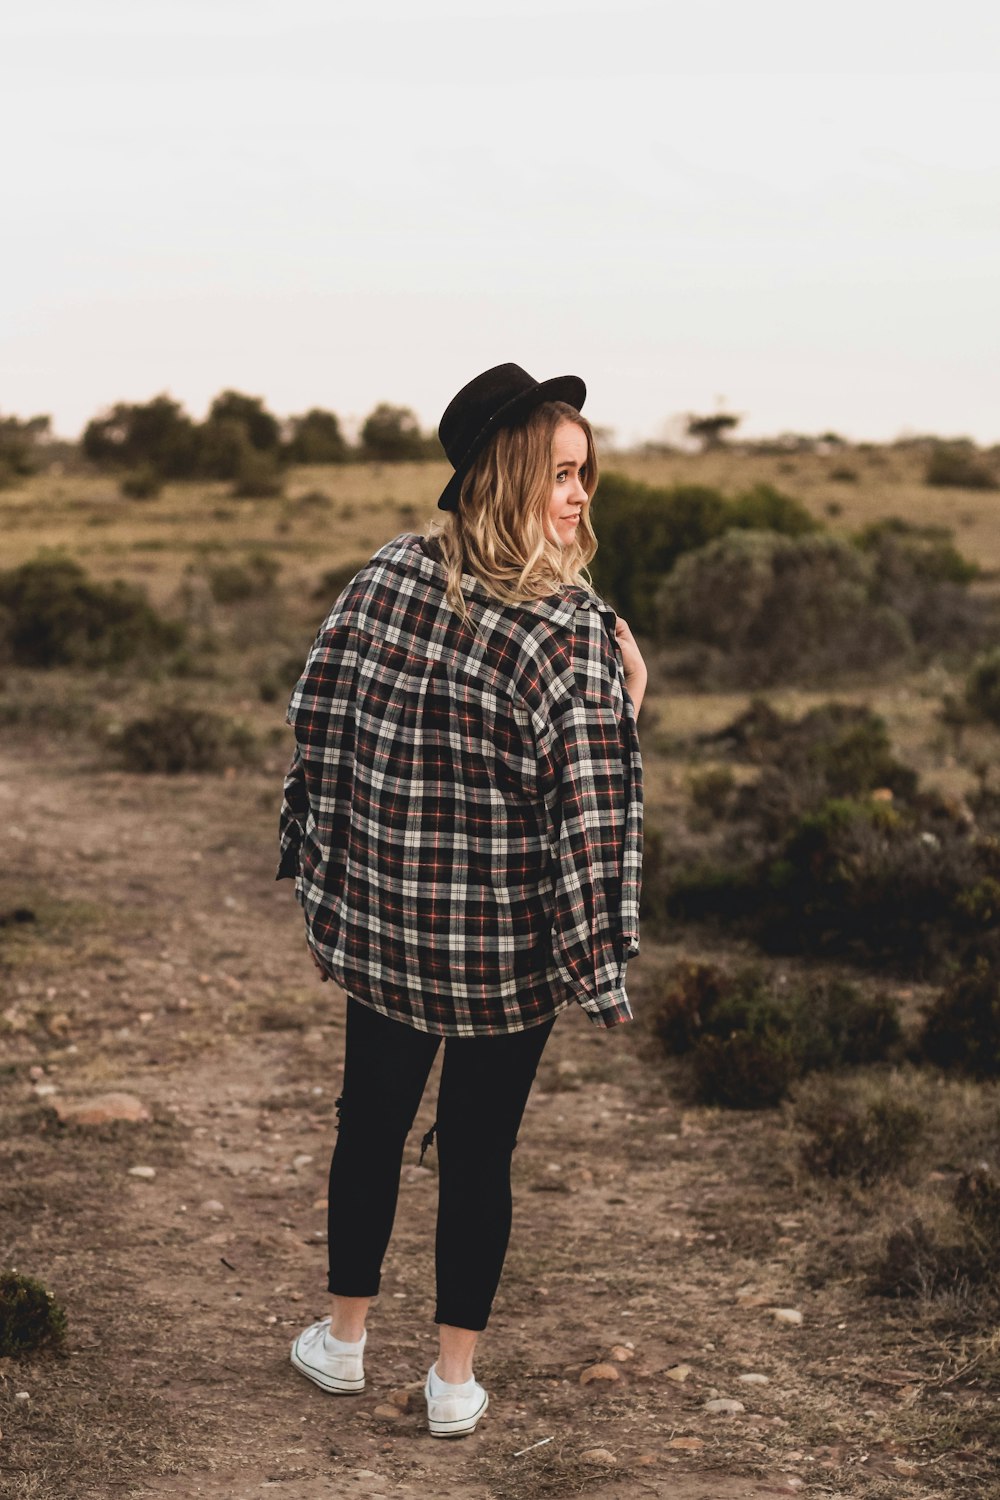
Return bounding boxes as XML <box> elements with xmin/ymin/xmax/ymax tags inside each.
<box><xmin>0</xmin><ymin>745</ymin><xmax>960</xmax><ymax>1498</ymax></box>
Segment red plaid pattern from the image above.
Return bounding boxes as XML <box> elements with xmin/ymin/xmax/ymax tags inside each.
<box><xmin>277</xmin><ymin>533</ymin><xmax>643</xmax><ymax>1036</ymax></box>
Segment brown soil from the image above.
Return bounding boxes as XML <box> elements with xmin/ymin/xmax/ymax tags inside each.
<box><xmin>0</xmin><ymin>742</ymin><xmax>994</xmax><ymax>1500</ymax></box>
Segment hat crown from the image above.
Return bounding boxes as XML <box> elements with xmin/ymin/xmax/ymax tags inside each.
<box><xmin>437</xmin><ymin>363</ymin><xmax>537</xmax><ymax>468</ymax></box>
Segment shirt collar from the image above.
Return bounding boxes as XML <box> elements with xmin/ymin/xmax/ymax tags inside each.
<box><xmin>385</xmin><ymin>533</ymin><xmax>613</xmax><ymax>632</ymax></box>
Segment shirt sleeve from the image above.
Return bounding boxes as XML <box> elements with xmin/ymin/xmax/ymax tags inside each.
<box><xmin>540</xmin><ymin>608</ymin><xmax>638</xmax><ymax>1028</ymax></box>
<box><xmin>276</xmin><ymin>744</ymin><xmax>309</xmax><ymax>881</ymax></box>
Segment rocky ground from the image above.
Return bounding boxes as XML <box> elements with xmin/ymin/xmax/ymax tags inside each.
<box><xmin>1</xmin><ymin>741</ymin><xmax>995</xmax><ymax>1499</ymax></box>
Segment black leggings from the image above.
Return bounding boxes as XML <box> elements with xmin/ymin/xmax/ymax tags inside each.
<box><xmin>326</xmin><ymin>997</ymin><xmax>555</xmax><ymax>1332</ymax></box>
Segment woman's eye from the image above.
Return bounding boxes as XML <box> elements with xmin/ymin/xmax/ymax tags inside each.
<box><xmin>556</xmin><ymin>470</ymin><xmax>568</xmax><ymax>482</ymax></box>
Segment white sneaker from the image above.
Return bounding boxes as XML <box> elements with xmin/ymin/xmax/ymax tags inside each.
<box><xmin>424</xmin><ymin>1363</ymin><xmax>489</xmax><ymax>1438</ymax></box>
<box><xmin>290</xmin><ymin>1318</ymin><xmax>366</xmax><ymax>1394</ymax></box>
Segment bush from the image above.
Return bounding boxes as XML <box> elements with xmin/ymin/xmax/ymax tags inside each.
<box><xmin>726</xmin><ymin>484</ymin><xmax>819</xmax><ymax>536</ymax></box>
<box><xmin>793</xmin><ymin>1076</ymin><xmax>925</xmax><ymax>1185</ymax></box>
<box><xmin>870</xmin><ymin>1167</ymin><xmax>1000</xmax><ymax>1298</ymax></box>
<box><xmin>657</xmin><ymin>531</ymin><xmax>912</xmax><ymax>685</ymax></box>
<box><xmin>82</xmin><ymin>395</ymin><xmax>200</xmax><ymax>478</ymax></box>
<box><xmin>232</xmin><ymin>447</ymin><xmax>284</xmax><ymax>499</ymax></box>
<box><xmin>112</xmin><ymin>703</ymin><xmax>258</xmax><ymax>773</ymax></box>
<box><xmin>588</xmin><ymin>473</ymin><xmax>730</xmax><ymax>633</ymax></box>
<box><xmin>925</xmin><ymin>444</ymin><xmax>997</xmax><ymax>490</ymax></box>
<box><xmin>205</xmin><ymin>551</ymin><xmax>280</xmax><ymax>604</ymax></box>
<box><xmin>687</xmin><ymin>765</ymin><xmax>735</xmax><ymax>819</ymax></box>
<box><xmin>652</xmin><ymin>962</ymin><xmax>902</xmax><ymax>1108</ymax></box>
<box><xmin>120</xmin><ymin>465</ymin><xmax>163</xmax><ymax>500</ymax></box>
<box><xmin>918</xmin><ymin>962</ymin><xmax>1000</xmax><ymax>1078</ymax></box>
<box><xmin>0</xmin><ymin>556</ymin><xmax>183</xmax><ymax>669</ymax></box>
<box><xmin>966</xmin><ymin>649</ymin><xmax>1000</xmax><ymax>725</ymax></box>
<box><xmin>286</xmin><ymin>408</ymin><xmax>348</xmax><ymax>464</ymax></box>
<box><xmin>0</xmin><ymin>1270</ymin><xmax>67</xmax><ymax>1355</ymax></box>
<box><xmin>360</xmin><ymin>403</ymin><xmax>426</xmax><ymax>462</ymax></box>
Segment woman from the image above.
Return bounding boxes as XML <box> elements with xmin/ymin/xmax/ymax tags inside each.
<box><xmin>277</xmin><ymin>362</ymin><xmax>646</xmax><ymax>1438</ymax></box>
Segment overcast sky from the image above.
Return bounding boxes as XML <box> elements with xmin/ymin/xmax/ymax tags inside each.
<box><xmin>3</xmin><ymin>0</ymin><xmax>999</xmax><ymax>446</ymax></box>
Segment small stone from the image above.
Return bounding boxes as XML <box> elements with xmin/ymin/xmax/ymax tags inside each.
<box><xmin>33</xmin><ymin>1083</ymin><xmax>58</xmax><ymax>1097</ymax></box>
<box><xmin>388</xmin><ymin>1388</ymin><xmax>412</xmax><ymax>1410</ymax></box>
<box><xmin>53</xmin><ymin>1092</ymin><xmax>151</xmax><ymax>1126</ymax></box>
<box><xmin>201</xmin><ymin>1199</ymin><xmax>225</xmax><ymax>1214</ymax></box>
<box><xmin>739</xmin><ymin>1373</ymin><xmax>770</xmax><ymax>1385</ymax></box>
<box><xmin>609</xmin><ymin>1344</ymin><xmax>634</xmax><ymax>1362</ymax></box>
<box><xmin>667</xmin><ymin>1436</ymin><xmax>704</xmax><ymax>1450</ymax></box>
<box><xmin>312</xmin><ymin>1196</ymin><xmax>328</xmax><ymax>1209</ymax></box>
<box><xmin>769</xmin><ymin>1307</ymin><xmax>803</xmax><ymax>1325</ymax></box>
<box><xmin>292</xmin><ymin>1154</ymin><xmax>314</xmax><ymax>1171</ymax></box>
<box><xmin>704</xmin><ymin>1398</ymin><xmax>745</xmax><ymax>1413</ymax></box>
<box><xmin>374</xmin><ymin>1403</ymin><xmax>402</xmax><ymax>1420</ymax></box>
<box><xmin>580</xmin><ymin>1448</ymin><xmax>617</xmax><ymax>1466</ymax></box>
<box><xmin>579</xmin><ymin>1362</ymin><xmax>621</xmax><ymax>1385</ymax></box>
<box><xmin>665</xmin><ymin>1363</ymin><xmax>692</xmax><ymax>1382</ymax></box>
<box><xmin>128</xmin><ymin>1165</ymin><xmax>157</xmax><ymax>1180</ymax></box>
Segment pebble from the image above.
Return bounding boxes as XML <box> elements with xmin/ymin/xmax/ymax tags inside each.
<box><xmin>580</xmin><ymin>1448</ymin><xmax>617</xmax><ymax>1466</ymax></box>
<box><xmin>665</xmin><ymin>1363</ymin><xmax>692</xmax><ymax>1382</ymax></box>
<box><xmin>609</xmin><ymin>1343</ymin><xmax>634</xmax><ymax>1362</ymax></box>
<box><xmin>54</xmin><ymin>1092</ymin><xmax>151</xmax><ymax>1126</ymax></box>
<box><xmin>739</xmin><ymin>1373</ymin><xmax>771</xmax><ymax>1385</ymax></box>
<box><xmin>128</xmin><ymin>1166</ymin><xmax>157</xmax><ymax>1180</ymax></box>
<box><xmin>15</xmin><ymin>1392</ymin><xmax>30</xmax><ymax>1403</ymax></box>
<box><xmin>292</xmin><ymin>1154</ymin><xmax>314</xmax><ymax>1171</ymax></box>
<box><xmin>667</xmin><ymin>1435</ymin><xmax>704</xmax><ymax>1450</ymax></box>
<box><xmin>388</xmin><ymin>1388</ymin><xmax>412</xmax><ymax>1411</ymax></box>
<box><xmin>374</xmin><ymin>1403</ymin><xmax>402</xmax><ymax>1420</ymax></box>
<box><xmin>579</xmin><ymin>1362</ymin><xmax>620</xmax><ymax>1385</ymax></box>
<box><xmin>769</xmin><ymin>1308</ymin><xmax>803</xmax><ymax>1325</ymax></box>
<box><xmin>704</xmin><ymin>1398</ymin><xmax>746</xmax><ymax>1414</ymax></box>
<box><xmin>201</xmin><ymin>1199</ymin><xmax>225</xmax><ymax>1214</ymax></box>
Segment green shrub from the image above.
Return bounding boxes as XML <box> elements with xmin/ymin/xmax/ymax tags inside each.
<box><xmin>726</xmin><ymin>483</ymin><xmax>819</xmax><ymax>536</ymax></box>
<box><xmin>588</xmin><ymin>473</ymin><xmax>730</xmax><ymax>632</ymax></box>
<box><xmin>966</xmin><ymin>649</ymin><xmax>1000</xmax><ymax>725</ymax></box>
<box><xmin>112</xmin><ymin>702</ymin><xmax>258</xmax><ymax>773</ymax></box>
<box><xmin>794</xmin><ymin>1077</ymin><xmax>925</xmax><ymax>1185</ymax></box>
<box><xmin>693</xmin><ymin>1027</ymin><xmax>798</xmax><ymax>1109</ymax></box>
<box><xmin>0</xmin><ymin>556</ymin><xmax>183</xmax><ymax>669</ymax></box>
<box><xmin>0</xmin><ymin>1270</ymin><xmax>67</xmax><ymax>1355</ymax></box>
<box><xmin>687</xmin><ymin>765</ymin><xmax>735</xmax><ymax>819</ymax></box>
<box><xmin>205</xmin><ymin>551</ymin><xmax>280</xmax><ymax>604</ymax></box>
<box><xmin>656</xmin><ymin>531</ymin><xmax>912</xmax><ymax>686</ymax></box>
<box><xmin>870</xmin><ymin>1167</ymin><xmax>1000</xmax><ymax>1298</ymax></box>
<box><xmin>232</xmin><ymin>448</ymin><xmax>284</xmax><ymax>499</ymax></box>
<box><xmin>652</xmin><ymin>962</ymin><xmax>902</xmax><ymax>1109</ymax></box>
<box><xmin>919</xmin><ymin>962</ymin><xmax>1000</xmax><ymax>1078</ymax></box>
<box><xmin>925</xmin><ymin>444</ymin><xmax>997</xmax><ymax>490</ymax></box>
<box><xmin>120</xmin><ymin>465</ymin><xmax>163</xmax><ymax>500</ymax></box>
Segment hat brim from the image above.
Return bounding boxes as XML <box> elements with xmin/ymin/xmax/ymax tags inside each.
<box><xmin>437</xmin><ymin>373</ymin><xmax>586</xmax><ymax>512</ymax></box>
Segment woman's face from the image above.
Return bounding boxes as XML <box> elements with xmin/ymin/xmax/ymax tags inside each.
<box><xmin>546</xmin><ymin>420</ymin><xmax>590</xmax><ymax>548</ymax></box>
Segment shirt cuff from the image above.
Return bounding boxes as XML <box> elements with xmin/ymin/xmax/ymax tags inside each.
<box><xmin>577</xmin><ymin>985</ymin><xmax>633</xmax><ymax>1028</ymax></box>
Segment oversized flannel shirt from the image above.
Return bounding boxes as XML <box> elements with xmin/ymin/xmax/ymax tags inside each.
<box><xmin>277</xmin><ymin>532</ymin><xmax>643</xmax><ymax>1037</ymax></box>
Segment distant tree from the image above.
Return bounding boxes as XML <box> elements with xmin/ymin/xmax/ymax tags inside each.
<box><xmin>206</xmin><ymin>391</ymin><xmax>281</xmax><ymax>454</ymax></box>
<box><xmin>360</xmin><ymin>403</ymin><xmax>426</xmax><ymax>462</ymax></box>
<box><xmin>686</xmin><ymin>411</ymin><xmax>741</xmax><ymax>451</ymax></box>
<box><xmin>286</xmin><ymin>408</ymin><xmax>349</xmax><ymax>464</ymax></box>
<box><xmin>0</xmin><ymin>413</ymin><xmax>51</xmax><ymax>485</ymax></box>
<box><xmin>82</xmin><ymin>395</ymin><xmax>199</xmax><ymax>477</ymax></box>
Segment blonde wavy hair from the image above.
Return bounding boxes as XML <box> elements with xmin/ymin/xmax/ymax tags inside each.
<box><xmin>423</xmin><ymin>401</ymin><xmax>599</xmax><ymax>631</ymax></box>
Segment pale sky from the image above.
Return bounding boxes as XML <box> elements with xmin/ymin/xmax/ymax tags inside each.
<box><xmin>3</xmin><ymin>0</ymin><xmax>1000</xmax><ymax>446</ymax></box>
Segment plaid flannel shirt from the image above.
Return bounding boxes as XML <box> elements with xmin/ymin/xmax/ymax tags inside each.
<box><xmin>277</xmin><ymin>532</ymin><xmax>643</xmax><ymax>1037</ymax></box>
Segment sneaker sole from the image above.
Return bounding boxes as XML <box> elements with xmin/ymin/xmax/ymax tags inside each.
<box><xmin>290</xmin><ymin>1341</ymin><xmax>365</xmax><ymax>1395</ymax></box>
<box><xmin>426</xmin><ymin>1390</ymin><xmax>489</xmax><ymax>1438</ymax></box>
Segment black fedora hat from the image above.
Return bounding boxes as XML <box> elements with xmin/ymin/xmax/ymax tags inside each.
<box><xmin>436</xmin><ymin>362</ymin><xmax>586</xmax><ymax>512</ymax></box>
